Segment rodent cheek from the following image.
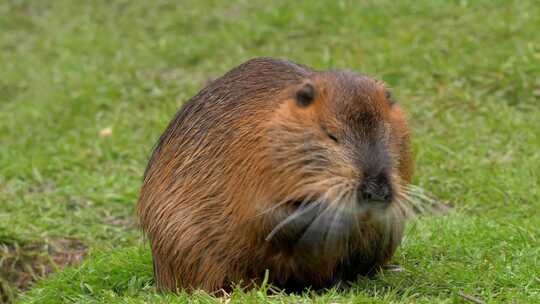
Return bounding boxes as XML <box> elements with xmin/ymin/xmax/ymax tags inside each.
<box><xmin>388</xmin><ymin>106</ymin><xmax>413</xmax><ymax>184</ymax></box>
<box><xmin>325</xmin><ymin>146</ymin><xmax>359</xmax><ymax>181</ymax></box>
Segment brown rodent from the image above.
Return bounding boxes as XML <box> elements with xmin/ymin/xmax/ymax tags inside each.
<box><xmin>137</xmin><ymin>57</ymin><xmax>413</xmax><ymax>293</ymax></box>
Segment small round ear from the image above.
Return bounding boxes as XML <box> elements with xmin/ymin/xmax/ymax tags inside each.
<box><xmin>295</xmin><ymin>82</ymin><xmax>316</xmax><ymax>107</ymax></box>
<box><xmin>385</xmin><ymin>89</ymin><xmax>396</xmax><ymax>105</ymax></box>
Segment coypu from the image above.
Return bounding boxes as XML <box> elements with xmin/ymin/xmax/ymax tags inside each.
<box><xmin>137</xmin><ymin>57</ymin><xmax>413</xmax><ymax>293</ymax></box>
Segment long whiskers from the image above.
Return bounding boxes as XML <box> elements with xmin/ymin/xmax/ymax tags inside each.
<box><xmin>255</xmin><ymin>176</ymin><xmax>346</xmax><ymax>218</ymax></box>
<box><xmin>264</xmin><ymin>182</ymin><xmax>348</xmax><ymax>242</ymax></box>
<box><xmin>295</xmin><ymin>183</ymin><xmax>354</xmax><ymax>254</ymax></box>
<box><xmin>264</xmin><ymin>197</ymin><xmax>321</xmax><ymax>242</ymax></box>
<box><xmin>400</xmin><ymin>184</ymin><xmax>451</xmax><ymax>216</ymax></box>
<box><xmin>262</xmin><ymin>177</ymin><xmax>448</xmax><ymax>259</ymax></box>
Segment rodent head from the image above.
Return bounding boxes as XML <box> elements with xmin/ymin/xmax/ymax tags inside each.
<box><xmin>262</xmin><ymin>71</ymin><xmax>412</xmax><ymax>251</ymax></box>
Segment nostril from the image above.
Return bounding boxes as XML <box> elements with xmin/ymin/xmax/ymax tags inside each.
<box><xmin>358</xmin><ymin>183</ymin><xmax>377</xmax><ymax>202</ymax></box>
<box><xmin>379</xmin><ymin>184</ymin><xmax>392</xmax><ymax>201</ymax></box>
<box><xmin>358</xmin><ymin>174</ymin><xmax>393</xmax><ymax>205</ymax></box>
<box><xmin>361</xmin><ymin>189</ymin><xmax>373</xmax><ymax>201</ymax></box>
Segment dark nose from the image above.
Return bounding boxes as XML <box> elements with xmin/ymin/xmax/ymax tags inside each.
<box><xmin>358</xmin><ymin>173</ymin><xmax>393</xmax><ymax>205</ymax></box>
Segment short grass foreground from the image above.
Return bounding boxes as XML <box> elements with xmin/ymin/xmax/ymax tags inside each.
<box><xmin>1</xmin><ymin>0</ymin><xmax>539</xmax><ymax>303</ymax></box>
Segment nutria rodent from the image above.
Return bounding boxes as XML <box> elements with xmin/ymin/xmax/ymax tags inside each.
<box><xmin>137</xmin><ymin>57</ymin><xmax>413</xmax><ymax>293</ymax></box>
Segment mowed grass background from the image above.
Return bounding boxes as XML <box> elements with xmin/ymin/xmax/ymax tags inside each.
<box><xmin>0</xmin><ymin>0</ymin><xmax>539</xmax><ymax>303</ymax></box>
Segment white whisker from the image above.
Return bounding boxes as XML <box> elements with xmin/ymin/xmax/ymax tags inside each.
<box><xmin>265</xmin><ymin>197</ymin><xmax>321</xmax><ymax>241</ymax></box>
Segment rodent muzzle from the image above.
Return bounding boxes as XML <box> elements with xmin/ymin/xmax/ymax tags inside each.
<box><xmin>357</xmin><ymin>173</ymin><xmax>393</xmax><ymax>207</ymax></box>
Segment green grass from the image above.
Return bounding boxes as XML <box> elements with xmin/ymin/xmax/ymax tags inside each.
<box><xmin>0</xmin><ymin>0</ymin><xmax>539</xmax><ymax>303</ymax></box>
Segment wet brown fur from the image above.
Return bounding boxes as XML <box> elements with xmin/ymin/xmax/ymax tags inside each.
<box><xmin>137</xmin><ymin>57</ymin><xmax>413</xmax><ymax>293</ymax></box>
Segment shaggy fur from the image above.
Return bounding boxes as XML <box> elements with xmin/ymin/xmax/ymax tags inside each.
<box><xmin>137</xmin><ymin>57</ymin><xmax>413</xmax><ymax>293</ymax></box>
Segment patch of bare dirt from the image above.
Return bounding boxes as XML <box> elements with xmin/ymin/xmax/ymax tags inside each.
<box><xmin>0</xmin><ymin>237</ymin><xmax>87</xmax><ymax>304</ymax></box>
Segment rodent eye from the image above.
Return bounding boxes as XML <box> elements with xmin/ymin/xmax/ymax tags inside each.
<box><xmin>327</xmin><ymin>133</ymin><xmax>339</xmax><ymax>143</ymax></box>
<box><xmin>321</xmin><ymin>125</ymin><xmax>338</xmax><ymax>143</ymax></box>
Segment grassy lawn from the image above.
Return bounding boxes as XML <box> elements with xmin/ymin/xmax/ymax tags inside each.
<box><xmin>1</xmin><ymin>0</ymin><xmax>539</xmax><ymax>303</ymax></box>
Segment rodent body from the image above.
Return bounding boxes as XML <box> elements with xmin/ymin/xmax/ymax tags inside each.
<box><xmin>138</xmin><ymin>57</ymin><xmax>413</xmax><ymax>293</ymax></box>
